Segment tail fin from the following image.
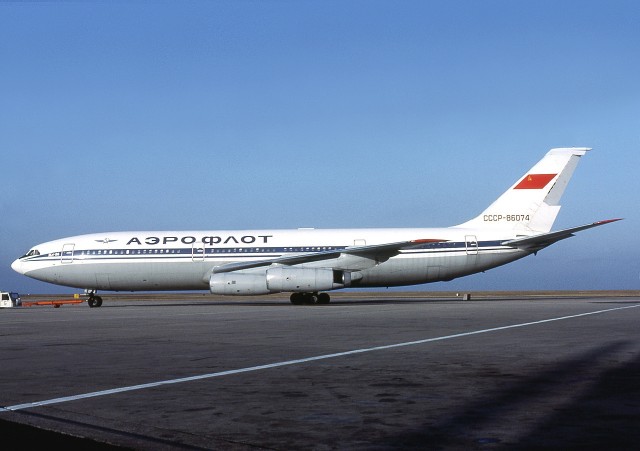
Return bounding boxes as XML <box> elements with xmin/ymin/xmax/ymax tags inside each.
<box><xmin>456</xmin><ymin>147</ymin><xmax>591</xmax><ymax>233</ymax></box>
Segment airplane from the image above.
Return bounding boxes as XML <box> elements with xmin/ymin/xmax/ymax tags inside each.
<box><xmin>11</xmin><ymin>147</ymin><xmax>620</xmax><ymax>307</ymax></box>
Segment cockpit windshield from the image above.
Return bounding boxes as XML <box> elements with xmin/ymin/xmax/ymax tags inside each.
<box><xmin>20</xmin><ymin>249</ymin><xmax>40</xmax><ymax>259</ymax></box>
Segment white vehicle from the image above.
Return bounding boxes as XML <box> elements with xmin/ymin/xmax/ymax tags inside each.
<box><xmin>11</xmin><ymin>148</ymin><xmax>620</xmax><ymax>307</ymax></box>
<box><xmin>0</xmin><ymin>292</ymin><xmax>22</xmax><ymax>308</ymax></box>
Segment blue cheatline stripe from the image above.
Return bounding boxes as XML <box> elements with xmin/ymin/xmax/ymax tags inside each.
<box><xmin>25</xmin><ymin>240</ymin><xmax>509</xmax><ymax>264</ymax></box>
<box><xmin>4</xmin><ymin>303</ymin><xmax>637</xmax><ymax>412</ymax></box>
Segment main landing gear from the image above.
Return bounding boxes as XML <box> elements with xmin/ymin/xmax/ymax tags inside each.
<box><xmin>289</xmin><ymin>292</ymin><xmax>331</xmax><ymax>305</ymax></box>
<box><xmin>86</xmin><ymin>290</ymin><xmax>103</xmax><ymax>308</ymax></box>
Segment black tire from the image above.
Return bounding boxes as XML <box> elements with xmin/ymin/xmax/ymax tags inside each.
<box><xmin>290</xmin><ymin>293</ymin><xmax>304</xmax><ymax>305</ymax></box>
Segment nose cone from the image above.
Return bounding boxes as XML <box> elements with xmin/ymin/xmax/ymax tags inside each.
<box><xmin>11</xmin><ymin>259</ymin><xmax>24</xmax><ymax>275</ymax></box>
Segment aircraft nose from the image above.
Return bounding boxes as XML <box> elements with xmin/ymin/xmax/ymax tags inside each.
<box><xmin>11</xmin><ymin>259</ymin><xmax>24</xmax><ymax>274</ymax></box>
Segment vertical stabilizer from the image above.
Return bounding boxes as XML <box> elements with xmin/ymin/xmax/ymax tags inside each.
<box><xmin>456</xmin><ymin>147</ymin><xmax>591</xmax><ymax>233</ymax></box>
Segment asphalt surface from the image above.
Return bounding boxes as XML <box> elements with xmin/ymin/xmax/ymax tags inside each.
<box><xmin>1</xmin><ymin>292</ymin><xmax>639</xmax><ymax>450</ymax></box>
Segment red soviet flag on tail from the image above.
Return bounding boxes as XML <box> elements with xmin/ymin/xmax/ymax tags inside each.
<box><xmin>514</xmin><ymin>173</ymin><xmax>557</xmax><ymax>189</ymax></box>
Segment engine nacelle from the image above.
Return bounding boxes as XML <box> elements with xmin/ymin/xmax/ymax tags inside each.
<box><xmin>266</xmin><ymin>267</ymin><xmax>351</xmax><ymax>292</ymax></box>
<box><xmin>209</xmin><ymin>268</ymin><xmax>353</xmax><ymax>296</ymax></box>
<box><xmin>209</xmin><ymin>273</ymin><xmax>270</xmax><ymax>295</ymax></box>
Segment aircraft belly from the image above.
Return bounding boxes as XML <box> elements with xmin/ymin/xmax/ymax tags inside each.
<box><xmin>28</xmin><ymin>261</ymin><xmax>210</xmax><ymax>291</ymax></box>
<box><xmin>358</xmin><ymin>256</ymin><xmax>430</xmax><ymax>286</ymax></box>
<box><xmin>109</xmin><ymin>262</ymin><xmax>210</xmax><ymax>290</ymax></box>
<box><xmin>358</xmin><ymin>250</ymin><xmax>528</xmax><ymax>287</ymax></box>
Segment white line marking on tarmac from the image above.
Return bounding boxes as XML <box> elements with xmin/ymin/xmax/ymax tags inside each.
<box><xmin>3</xmin><ymin>303</ymin><xmax>639</xmax><ymax>412</ymax></box>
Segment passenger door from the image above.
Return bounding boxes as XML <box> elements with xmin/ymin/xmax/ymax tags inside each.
<box><xmin>61</xmin><ymin>243</ymin><xmax>75</xmax><ymax>264</ymax></box>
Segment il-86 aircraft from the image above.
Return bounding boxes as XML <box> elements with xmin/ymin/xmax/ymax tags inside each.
<box><xmin>12</xmin><ymin>147</ymin><xmax>619</xmax><ymax>307</ymax></box>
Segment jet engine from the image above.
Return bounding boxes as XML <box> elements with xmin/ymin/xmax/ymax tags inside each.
<box><xmin>209</xmin><ymin>273</ymin><xmax>270</xmax><ymax>295</ymax></box>
<box><xmin>209</xmin><ymin>267</ymin><xmax>353</xmax><ymax>295</ymax></box>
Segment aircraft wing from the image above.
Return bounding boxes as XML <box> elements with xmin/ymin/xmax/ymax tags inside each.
<box><xmin>501</xmin><ymin>219</ymin><xmax>622</xmax><ymax>252</ymax></box>
<box><xmin>211</xmin><ymin>238</ymin><xmax>446</xmax><ymax>274</ymax></box>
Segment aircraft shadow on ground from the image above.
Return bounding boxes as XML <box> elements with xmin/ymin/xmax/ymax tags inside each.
<box><xmin>378</xmin><ymin>341</ymin><xmax>640</xmax><ymax>450</ymax></box>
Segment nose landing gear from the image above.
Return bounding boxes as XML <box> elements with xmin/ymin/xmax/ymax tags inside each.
<box><xmin>86</xmin><ymin>291</ymin><xmax>103</xmax><ymax>308</ymax></box>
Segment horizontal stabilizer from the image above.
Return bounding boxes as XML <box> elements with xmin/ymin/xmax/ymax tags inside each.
<box><xmin>501</xmin><ymin>219</ymin><xmax>622</xmax><ymax>251</ymax></box>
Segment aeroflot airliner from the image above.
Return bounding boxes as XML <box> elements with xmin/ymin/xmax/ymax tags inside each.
<box><xmin>12</xmin><ymin>148</ymin><xmax>620</xmax><ymax>306</ymax></box>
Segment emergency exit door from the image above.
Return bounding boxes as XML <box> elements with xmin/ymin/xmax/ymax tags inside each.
<box><xmin>465</xmin><ymin>235</ymin><xmax>478</xmax><ymax>255</ymax></box>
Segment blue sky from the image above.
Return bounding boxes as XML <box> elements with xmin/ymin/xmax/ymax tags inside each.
<box><xmin>1</xmin><ymin>1</ymin><xmax>638</xmax><ymax>294</ymax></box>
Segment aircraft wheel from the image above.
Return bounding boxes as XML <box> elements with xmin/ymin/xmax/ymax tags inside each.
<box><xmin>290</xmin><ymin>293</ymin><xmax>304</xmax><ymax>305</ymax></box>
<box><xmin>291</xmin><ymin>293</ymin><xmax>329</xmax><ymax>305</ymax></box>
<box><xmin>87</xmin><ymin>295</ymin><xmax>103</xmax><ymax>308</ymax></box>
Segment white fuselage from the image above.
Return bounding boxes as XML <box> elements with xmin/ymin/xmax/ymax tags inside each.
<box><xmin>12</xmin><ymin>226</ymin><xmax>527</xmax><ymax>292</ymax></box>
<box><xmin>13</xmin><ymin>148</ymin><xmax>610</xmax><ymax>300</ymax></box>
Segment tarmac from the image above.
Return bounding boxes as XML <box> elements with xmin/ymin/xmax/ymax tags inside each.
<box><xmin>1</xmin><ymin>291</ymin><xmax>639</xmax><ymax>450</ymax></box>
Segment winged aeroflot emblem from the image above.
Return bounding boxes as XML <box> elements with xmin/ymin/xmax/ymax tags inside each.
<box><xmin>95</xmin><ymin>238</ymin><xmax>118</xmax><ymax>244</ymax></box>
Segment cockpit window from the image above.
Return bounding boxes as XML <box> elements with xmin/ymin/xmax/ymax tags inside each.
<box><xmin>20</xmin><ymin>249</ymin><xmax>40</xmax><ymax>259</ymax></box>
